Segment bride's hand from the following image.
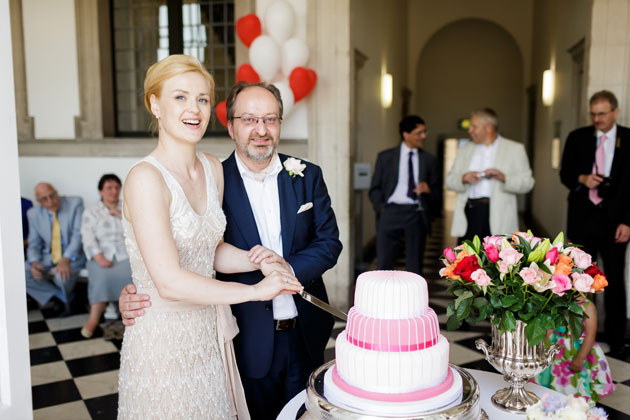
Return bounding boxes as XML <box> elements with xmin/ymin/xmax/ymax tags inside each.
<box><xmin>253</xmin><ymin>271</ymin><xmax>303</xmax><ymax>301</ymax></box>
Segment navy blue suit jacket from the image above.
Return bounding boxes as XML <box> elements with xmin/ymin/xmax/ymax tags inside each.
<box><xmin>219</xmin><ymin>152</ymin><xmax>342</xmax><ymax>379</ymax></box>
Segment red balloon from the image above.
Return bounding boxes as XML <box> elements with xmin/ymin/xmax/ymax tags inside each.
<box><xmin>215</xmin><ymin>100</ymin><xmax>228</xmax><ymax>128</ymax></box>
<box><xmin>236</xmin><ymin>64</ymin><xmax>261</xmax><ymax>83</ymax></box>
<box><xmin>236</xmin><ymin>14</ymin><xmax>262</xmax><ymax>47</ymax></box>
<box><xmin>289</xmin><ymin>67</ymin><xmax>318</xmax><ymax>102</ymax></box>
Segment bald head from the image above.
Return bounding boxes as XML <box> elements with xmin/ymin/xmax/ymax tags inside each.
<box><xmin>35</xmin><ymin>183</ymin><xmax>60</xmax><ymax>212</ymax></box>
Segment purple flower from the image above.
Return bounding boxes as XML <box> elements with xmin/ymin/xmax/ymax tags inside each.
<box><xmin>540</xmin><ymin>393</ymin><xmax>566</xmax><ymax>412</ymax></box>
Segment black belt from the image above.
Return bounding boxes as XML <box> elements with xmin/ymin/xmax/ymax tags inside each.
<box><xmin>274</xmin><ymin>317</ymin><xmax>298</xmax><ymax>331</ymax></box>
<box><xmin>467</xmin><ymin>198</ymin><xmax>490</xmax><ymax>204</ymax></box>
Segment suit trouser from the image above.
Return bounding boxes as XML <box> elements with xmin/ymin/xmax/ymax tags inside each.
<box><xmin>460</xmin><ymin>198</ymin><xmax>491</xmax><ymax>243</ymax></box>
<box><xmin>25</xmin><ymin>259</ymin><xmax>83</xmax><ymax>306</ymax></box>
<box><xmin>241</xmin><ymin>324</ymin><xmax>312</xmax><ymax>420</ymax></box>
<box><xmin>376</xmin><ymin>204</ymin><xmax>427</xmax><ymax>275</ymax></box>
<box><xmin>569</xmin><ymin>205</ymin><xmax>627</xmax><ymax>351</ymax></box>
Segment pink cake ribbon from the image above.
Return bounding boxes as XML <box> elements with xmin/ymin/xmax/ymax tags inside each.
<box><xmin>348</xmin><ymin>335</ymin><xmax>437</xmax><ymax>352</ymax></box>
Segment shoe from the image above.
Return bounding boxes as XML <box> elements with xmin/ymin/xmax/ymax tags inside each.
<box><xmin>103</xmin><ymin>302</ymin><xmax>118</xmax><ymax>320</ymax></box>
<box><xmin>50</xmin><ymin>298</ymin><xmax>71</xmax><ymax>318</ymax></box>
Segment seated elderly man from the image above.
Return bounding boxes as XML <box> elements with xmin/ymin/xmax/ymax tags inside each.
<box><xmin>25</xmin><ymin>183</ymin><xmax>86</xmax><ymax>316</ymax></box>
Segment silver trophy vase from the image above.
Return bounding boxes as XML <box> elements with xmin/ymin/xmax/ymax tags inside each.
<box><xmin>475</xmin><ymin>320</ymin><xmax>559</xmax><ymax>413</ymax></box>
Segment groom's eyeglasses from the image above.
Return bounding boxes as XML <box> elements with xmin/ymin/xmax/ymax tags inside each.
<box><xmin>232</xmin><ymin>114</ymin><xmax>282</xmax><ymax>127</ymax></box>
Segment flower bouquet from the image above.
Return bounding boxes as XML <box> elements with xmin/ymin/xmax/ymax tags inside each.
<box><xmin>440</xmin><ymin>231</ymin><xmax>608</xmax><ymax>346</ymax></box>
<box><xmin>526</xmin><ymin>394</ymin><xmax>608</xmax><ymax>419</ymax></box>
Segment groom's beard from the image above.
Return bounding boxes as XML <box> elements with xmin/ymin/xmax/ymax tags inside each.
<box><xmin>242</xmin><ymin>136</ymin><xmax>276</xmax><ymax>161</ymax></box>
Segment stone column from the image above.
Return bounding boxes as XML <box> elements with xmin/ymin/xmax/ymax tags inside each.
<box><xmin>307</xmin><ymin>0</ymin><xmax>352</xmax><ymax>310</ymax></box>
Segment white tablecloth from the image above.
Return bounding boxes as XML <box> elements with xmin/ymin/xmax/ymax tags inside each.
<box><xmin>277</xmin><ymin>368</ymin><xmax>565</xmax><ymax>419</ymax></box>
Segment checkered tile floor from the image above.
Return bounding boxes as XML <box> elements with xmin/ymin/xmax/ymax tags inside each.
<box><xmin>28</xmin><ymin>219</ymin><xmax>630</xmax><ymax>419</ymax></box>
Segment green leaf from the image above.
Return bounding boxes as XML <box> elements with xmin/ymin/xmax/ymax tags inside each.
<box><xmin>446</xmin><ymin>302</ymin><xmax>455</xmax><ymax>317</ymax></box>
<box><xmin>539</xmin><ymin>313</ymin><xmax>555</xmax><ymax>330</ymax></box>
<box><xmin>454</xmin><ymin>291</ymin><xmax>473</xmax><ymax>309</ymax></box>
<box><xmin>524</xmin><ymin>317</ymin><xmax>547</xmax><ymax>345</ymax></box>
<box><xmin>456</xmin><ymin>296</ymin><xmax>472</xmax><ymax>320</ymax></box>
<box><xmin>501</xmin><ymin>311</ymin><xmax>516</xmax><ymax>331</ymax></box>
<box><xmin>472</xmin><ymin>235</ymin><xmax>481</xmax><ymax>254</ymax></box>
<box><xmin>501</xmin><ymin>295</ymin><xmax>519</xmax><ymax>308</ymax></box>
<box><xmin>462</xmin><ymin>242</ymin><xmax>476</xmax><ymax>256</ymax></box>
<box><xmin>539</xmin><ymin>263</ymin><xmax>552</xmax><ymax>275</ymax></box>
<box><xmin>527</xmin><ymin>238</ymin><xmax>550</xmax><ymax>263</ymax></box>
<box><xmin>568</xmin><ymin>300</ymin><xmax>583</xmax><ymax>315</ymax></box>
<box><xmin>567</xmin><ymin>312</ymin><xmax>584</xmax><ymax>340</ymax></box>
<box><xmin>472</xmin><ymin>297</ymin><xmax>487</xmax><ymax>309</ymax></box>
<box><xmin>516</xmin><ymin>235</ymin><xmax>532</xmax><ymax>255</ymax></box>
<box><xmin>446</xmin><ymin>314</ymin><xmax>463</xmax><ymax>331</ymax></box>
<box><xmin>490</xmin><ymin>294</ymin><xmax>502</xmax><ymax>308</ymax></box>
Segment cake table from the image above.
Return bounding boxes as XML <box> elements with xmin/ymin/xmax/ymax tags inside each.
<box><xmin>278</xmin><ymin>367</ymin><xmax>565</xmax><ymax>420</ymax></box>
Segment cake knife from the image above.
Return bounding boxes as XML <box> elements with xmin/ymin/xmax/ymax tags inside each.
<box><xmin>298</xmin><ymin>290</ymin><xmax>347</xmax><ymax>321</ymax></box>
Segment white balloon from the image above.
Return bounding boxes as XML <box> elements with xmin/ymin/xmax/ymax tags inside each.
<box><xmin>274</xmin><ymin>80</ymin><xmax>295</xmax><ymax>116</ymax></box>
<box><xmin>264</xmin><ymin>0</ymin><xmax>295</xmax><ymax>44</ymax></box>
<box><xmin>249</xmin><ymin>35</ymin><xmax>281</xmax><ymax>82</ymax></box>
<box><xmin>281</xmin><ymin>38</ymin><xmax>309</xmax><ymax>76</ymax></box>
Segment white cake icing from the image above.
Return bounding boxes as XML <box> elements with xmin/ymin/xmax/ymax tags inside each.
<box><xmin>335</xmin><ymin>333</ymin><xmax>450</xmax><ymax>393</ymax></box>
<box><xmin>354</xmin><ymin>270</ymin><xmax>428</xmax><ymax>319</ymax></box>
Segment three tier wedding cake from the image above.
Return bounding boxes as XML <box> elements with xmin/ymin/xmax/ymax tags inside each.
<box><xmin>324</xmin><ymin>270</ymin><xmax>463</xmax><ymax>415</ymax></box>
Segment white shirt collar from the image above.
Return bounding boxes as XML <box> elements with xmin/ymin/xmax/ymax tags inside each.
<box><xmin>234</xmin><ymin>151</ymin><xmax>283</xmax><ymax>182</ymax></box>
<box><xmin>597</xmin><ymin>124</ymin><xmax>617</xmax><ymax>142</ymax></box>
<box><xmin>400</xmin><ymin>142</ymin><xmax>418</xmax><ymax>156</ymax></box>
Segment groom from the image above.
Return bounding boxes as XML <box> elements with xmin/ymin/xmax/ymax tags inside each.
<box><xmin>120</xmin><ymin>82</ymin><xmax>342</xmax><ymax>419</ymax></box>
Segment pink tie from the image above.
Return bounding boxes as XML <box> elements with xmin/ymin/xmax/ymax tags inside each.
<box><xmin>589</xmin><ymin>135</ymin><xmax>607</xmax><ymax>205</ymax></box>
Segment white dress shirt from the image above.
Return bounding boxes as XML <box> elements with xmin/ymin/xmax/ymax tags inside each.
<box><xmin>387</xmin><ymin>143</ymin><xmax>420</xmax><ymax>205</ymax></box>
<box><xmin>596</xmin><ymin>124</ymin><xmax>617</xmax><ymax>177</ymax></box>
<box><xmin>234</xmin><ymin>152</ymin><xmax>298</xmax><ymax>320</ymax></box>
<box><xmin>81</xmin><ymin>201</ymin><xmax>128</xmax><ymax>261</ymax></box>
<box><xmin>467</xmin><ymin>136</ymin><xmax>499</xmax><ymax>199</ymax></box>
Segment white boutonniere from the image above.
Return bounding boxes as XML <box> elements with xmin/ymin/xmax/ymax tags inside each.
<box><xmin>283</xmin><ymin>157</ymin><xmax>306</xmax><ymax>177</ymax></box>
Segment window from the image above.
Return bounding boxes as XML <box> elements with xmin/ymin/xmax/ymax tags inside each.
<box><xmin>111</xmin><ymin>0</ymin><xmax>235</xmax><ymax>136</ymax></box>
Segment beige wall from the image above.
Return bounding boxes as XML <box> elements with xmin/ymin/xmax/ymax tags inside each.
<box><xmin>530</xmin><ymin>0</ymin><xmax>592</xmax><ymax>237</ymax></box>
<box><xmin>351</xmin><ymin>0</ymin><xmax>409</xmax><ymax>247</ymax></box>
<box><xmin>415</xmin><ymin>18</ymin><xmax>524</xmax><ymax>156</ymax></box>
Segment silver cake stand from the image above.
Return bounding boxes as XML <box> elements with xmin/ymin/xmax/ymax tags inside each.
<box><xmin>299</xmin><ymin>361</ymin><xmax>488</xmax><ymax>420</ymax></box>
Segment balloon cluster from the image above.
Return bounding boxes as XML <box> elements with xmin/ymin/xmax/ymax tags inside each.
<box><xmin>214</xmin><ymin>0</ymin><xmax>318</xmax><ymax>128</ymax></box>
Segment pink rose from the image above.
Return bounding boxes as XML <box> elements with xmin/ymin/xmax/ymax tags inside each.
<box><xmin>499</xmin><ymin>248</ymin><xmax>523</xmax><ymax>266</ymax></box>
<box><xmin>498</xmin><ymin>260</ymin><xmax>510</xmax><ymax>274</ymax></box>
<box><xmin>512</xmin><ymin>232</ymin><xmax>541</xmax><ymax>247</ymax></box>
<box><xmin>552</xmin><ymin>274</ymin><xmax>572</xmax><ymax>296</ymax></box>
<box><xmin>519</xmin><ymin>265</ymin><xmax>540</xmax><ymax>285</ymax></box>
<box><xmin>569</xmin><ymin>248</ymin><xmax>592</xmax><ymax>270</ymax></box>
<box><xmin>483</xmin><ymin>235</ymin><xmax>503</xmax><ymax>248</ymax></box>
<box><xmin>471</xmin><ymin>268</ymin><xmax>492</xmax><ymax>286</ymax></box>
<box><xmin>571</xmin><ymin>272</ymin><xmax>594</xmax><ymax>293</ymax></box>
<box><xmin>484</xmin><ymin>243</ymin><xmax>500</xmax><ymax>262</ymax></box>
<box><xmin>545</xmin><ymin>247</ymin><xmax>559</xmax><ymax>265</ymax></box>
<box><xmin>443</xmin><ymin>248</ymin><xmax>456</xmax><ymax>262</ymax></box>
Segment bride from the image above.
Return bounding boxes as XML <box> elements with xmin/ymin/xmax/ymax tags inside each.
<box><xmin>117</xmin><ymin>55</ymin><xmax>302</xmax><ymax>419</ymax></box>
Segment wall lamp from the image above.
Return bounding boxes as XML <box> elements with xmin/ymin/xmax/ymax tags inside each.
<box><xmin>381</xmin><ymin>73</ymin><xmax>393</xmax><ymax>108</ymax></box>
<box><xmin>542</xmin><ymin>69</ymin><xmax>554</xmax><ymax>106</ymax></box>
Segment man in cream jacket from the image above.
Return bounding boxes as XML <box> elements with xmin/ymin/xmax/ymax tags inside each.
<box><xmin>446</xmin><ymin>108</ymin><xmax>534</xmax><ymax>240</ymax></box>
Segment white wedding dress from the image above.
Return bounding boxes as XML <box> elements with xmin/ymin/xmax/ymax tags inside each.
<box><xmin>117</xmin><ymin>154</ymin><xmax>235</xmax><ymax>419</ymax></box>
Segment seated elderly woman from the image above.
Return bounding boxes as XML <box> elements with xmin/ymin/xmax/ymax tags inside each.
<box><xmin>80</xmin><ymin>174</ymin><xmax>131</xmax><ymax>338</ymax></box>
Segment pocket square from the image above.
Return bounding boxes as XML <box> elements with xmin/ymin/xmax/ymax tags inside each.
<box><xmin>297</xmin><ymin>202</ymin><xmax>313</xmax><ymax>214</ymax></box>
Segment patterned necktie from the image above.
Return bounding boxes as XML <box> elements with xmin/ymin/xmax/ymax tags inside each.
<box><xmin>407</xmin><ymin>151</ymin><xmax>417</xmax><ymax>200</ymax></box>
<box><xmin>51</xmin><ymin>211</ymin><xmax>62</xmax><ymax>264</ymax></box>
<box><xmin>589</xmin><ymin>134</ymin><xmax>607</xmax><ymax>205</ymax></box>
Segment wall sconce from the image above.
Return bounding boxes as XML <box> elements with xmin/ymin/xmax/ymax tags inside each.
<box><xmin>381</xmin><ymin>73</ymin><xmax>393</xmax><ymax>108</ymax></box>
<box><xmin>542</xmin><ymin>69</ymin><xmax>554</xmax><ymax>106</ymax></box>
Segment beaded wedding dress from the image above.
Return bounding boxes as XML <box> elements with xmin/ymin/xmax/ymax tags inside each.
<box><xmin>118</xmin><ymin>154</ymin><xmax>236</xmax><ymax>419</ymax></box>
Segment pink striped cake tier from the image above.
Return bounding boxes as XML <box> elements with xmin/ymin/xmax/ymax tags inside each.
<box><xmin>345</xmin><ymin>306</ymin><xmax>440</xmax><ymax>352</ymax></box>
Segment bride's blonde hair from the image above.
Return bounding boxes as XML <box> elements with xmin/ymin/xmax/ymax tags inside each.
<box><xmin>143</xmin><ymin>54</ymin><xmax>215</xmax><ymax>116</ymax></box>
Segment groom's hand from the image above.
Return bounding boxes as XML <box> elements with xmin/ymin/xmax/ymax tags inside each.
<box><xmin>119</xmin><ymin>284</ymin><xmax>151</xmax><ymax>326</ymax></box>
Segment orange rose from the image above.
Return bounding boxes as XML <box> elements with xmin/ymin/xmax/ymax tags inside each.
<box><xmin>443</xmin><ymin>264</ymin><xmax>460</xmax><ymax>280</ymax></box>
<box><xmin>554</xmin><ymin>254</ymin><xmax>573</xmax><ymax>276</ymax></box>
<box><xmin>455</xmin><ymin>249</ymin><xmax>470</xmax><ymax>263</ymax></box>
<box><xmin>591</xmin><ymin>274</ymin><xmax>608</xmax><ymax>291</ymax></box>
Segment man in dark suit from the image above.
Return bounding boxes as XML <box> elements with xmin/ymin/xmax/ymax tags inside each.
<box><xmin>25</xmin><ymin>183</ymin><xmax>86</xmax><ymax>316</ymax></box>
<box><xmin>369</xmin><ymin>115</ymin><xmax>440</xmax><ymax>275</ymax></box>
<box><xmin>120</xmin><ymin>82</ymin><xmax>342</xmax><ymax>419</ymax></box>
<box><xmin>560</xmin><ymin>90</ymin><xmax>630</xmax><ymax>358</ymax></box>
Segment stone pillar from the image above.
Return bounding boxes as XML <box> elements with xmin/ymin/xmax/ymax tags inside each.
<box><xmin>307</xmin><ymin>0</ymin><xmax>352</xmax><ymax>310</ymax></box>
<box><xmin>9</xmin><ymin>0</ymin><xmax>34</xmax><ymax>141</ymax></box>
